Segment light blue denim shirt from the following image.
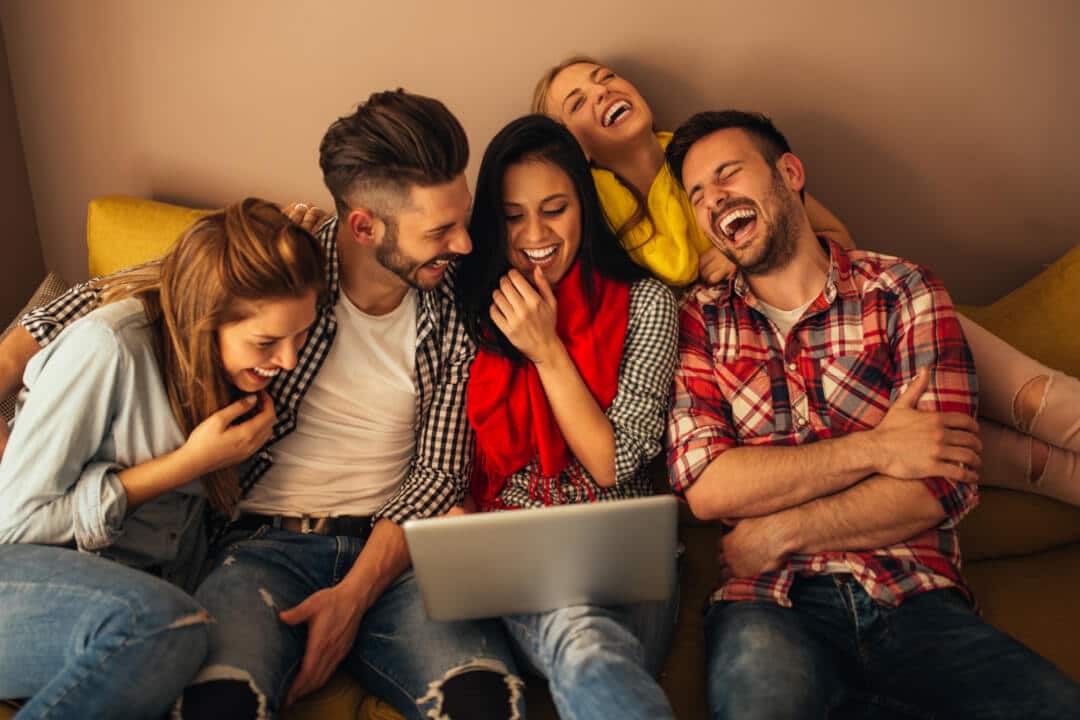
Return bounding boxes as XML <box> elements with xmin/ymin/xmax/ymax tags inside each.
<box><xmin>0</xmin><ymin>298</ymin><xmax>207</xmax><ymax>591</ymax></box>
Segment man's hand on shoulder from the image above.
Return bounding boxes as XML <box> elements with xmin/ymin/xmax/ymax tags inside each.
<box><xmin>868</xmin><ymin>369</ymin><xmax>981</xmax><ymax>483</ymax></box>
<box><xmin>283</xmin><ymin>202</ymin><xmax>329</xmax><ymax>235</ymax></box>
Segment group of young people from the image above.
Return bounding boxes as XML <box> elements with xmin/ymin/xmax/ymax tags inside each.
<box><xmin>0</xmin><ymin>56</ymin><xmax>1078</xmax><ymax>720</ymax></box>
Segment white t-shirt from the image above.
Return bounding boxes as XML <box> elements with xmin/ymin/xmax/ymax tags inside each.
<box><xmin>241</xmin><ymin>289</ymin><xmax>418</xmax><ymax>516</ymax></box>
<box><xmin>756</xmin><ymin>295</ymin><xmax>815</xmax><ymax>343</ymax></box>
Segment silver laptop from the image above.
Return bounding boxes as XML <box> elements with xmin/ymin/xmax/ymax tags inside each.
<box><xmin>403</xmin><ymin>495</ymin><xmax>678</xmax><ymax>621</ymax></box>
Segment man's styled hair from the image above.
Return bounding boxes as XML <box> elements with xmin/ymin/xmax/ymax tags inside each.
<box><xmin>666</xmin><ymin>110</ymin><xmax>803</xmax><ymax>200</ymax></box>
<box><xmin>319</xmin><ymin>89</ymin><xmax>469</xmax><ymax>218</ymax></box>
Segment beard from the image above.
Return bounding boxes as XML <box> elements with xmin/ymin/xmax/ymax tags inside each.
<box><xmin>716</xmin><ymin>168</ymin><xmax>800</xmax><ymax>277</ymax></box>
<box><xmin>374</xmin><ymin>218</ymin><xmax>455</xmax><ymax>291</ymax></box>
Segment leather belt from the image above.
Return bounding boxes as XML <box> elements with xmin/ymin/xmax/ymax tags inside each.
<box><xmin>233</xmin><ymin>513</ymin><xmax>373</xmax><ymax>537</ymax></box>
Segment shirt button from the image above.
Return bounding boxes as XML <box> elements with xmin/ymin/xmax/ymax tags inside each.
<box><xmin>796</xmin><ymin>416</ymin><xmax>808</xmax><ymax>427</ymax></box>
<box><xmin>788</xmin><ymin>362</ymin><xmax>797</xmax><ymax>372</ymax></box>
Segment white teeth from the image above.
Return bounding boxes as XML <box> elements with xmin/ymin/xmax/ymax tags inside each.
<box><xmin>602</xmin><ymin>100</ymin><xmax>632</xmax><ymax>127</ymax></box>
<box><xmin>522</xmin><ymin>246</ymin><xmax>558</xmax><ymax>261</ymax></box>
<box><xmin>428</xmin><ymin>259</ymin><xmax>449</xmax><ymax>268</ymax></box>
<box><xmin>720</xmin><ymin>208</ymin><xmax>757</xmax><ymax>238</ymax></box>
<box><xmin>252</xmin><ymin>366</ymin><xmax>280</xmax><ymax>378</ymax></box>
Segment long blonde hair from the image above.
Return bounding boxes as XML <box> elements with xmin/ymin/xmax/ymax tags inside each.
<box><xmin>532</xmin><ymin>55</ymin><xmax>654</xmax><ymax>252</ymax></box>
<box><xmin>97</xmin><ymin>198</ymin><xmax>326</xmax><ymax>513</ymax></box>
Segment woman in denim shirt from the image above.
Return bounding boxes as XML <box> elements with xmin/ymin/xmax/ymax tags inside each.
<box><xmin>0</xmin><ymin>198</ymin><xmax>324</xmax><ymax>719</ymax></box>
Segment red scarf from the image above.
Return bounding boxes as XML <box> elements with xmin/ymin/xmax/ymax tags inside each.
<box><xmin>467</xmin><ymin>262</ymin><xmax>630</xmax><ymax>510</ymax></box>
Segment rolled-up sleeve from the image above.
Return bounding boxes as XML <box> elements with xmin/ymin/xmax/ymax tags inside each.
<box><xmin>666</xmin><ymin>297</ymin><xmax>738</xmax><ymax>496</ymax></box>
<box><xmin>19</xmin><ymin>279</ymin><xmax>103</xmax><ymax>347</ymax></box>
<box><xmin>888</xmin><ymin>263</ymin><xmax>980</xmax><ymax>525</ymax></box>
<box><xmin>608</xmin><ymin>280</ymin><xmax>678</xmax><ymax>486</ymax></box>
<box><xmin>0</xmin><ymin>319</ymin><xmax>129</xmax><ymax>547</ymax></box>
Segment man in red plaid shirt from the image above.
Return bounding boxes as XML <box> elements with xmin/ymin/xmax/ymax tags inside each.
<box><xmin>664</xmin><ymin>110</ymin><xmax>1080</xmax><ymax>719</ymax></box>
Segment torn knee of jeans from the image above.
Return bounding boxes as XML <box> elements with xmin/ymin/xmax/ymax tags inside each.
<box><xmin>1013</xmin><ymin>374</ymin><xmax>1051</xmax><ymax>432</ymax></box>
<box><xmin>417</xmin><ymin>658</ymin><xmax>524</xmax><ymax>720</ymax></box>
<box><xmin>177</xmin><ymin>665</ymin><xmax>268</xmax><ymax>720</ymax></box>
<box><xmin>257</xmin><ymin>587</ymin><xmax>276</xmax><ymax>610</ymax></box>
<box><xmin>166</xmin><ymin>608</ymin><xmax>212</xmax><ymax>630</ymax></box>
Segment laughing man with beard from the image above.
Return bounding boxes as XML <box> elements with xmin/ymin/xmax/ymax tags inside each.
<box><xmin>664</xmin><ymin>110</ymin><xmax>1080</xmax><ymax>719</ymax></box>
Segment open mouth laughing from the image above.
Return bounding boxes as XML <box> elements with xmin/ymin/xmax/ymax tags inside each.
<box><xmin>602</xmin><ymin>99</ymin><xmax>632</xmax><ymax>128</ymax></box>
<box><xmin>714</xmin><ymin>205</ymin><xmax>759</xmax><ymax>247</ymax></box>
<box><xmin>520</xmin><ymin>244</ymin><xmax>560</xmax><ymax>266</ymax></box>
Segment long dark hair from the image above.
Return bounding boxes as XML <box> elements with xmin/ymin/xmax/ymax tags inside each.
<box><xmin>458</xmin><ymin>114</ymin><xmax>645</xmax><ymax>364</ymax></box>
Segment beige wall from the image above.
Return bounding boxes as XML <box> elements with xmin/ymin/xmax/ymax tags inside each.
<box><xmin>2</xmin><ymin>0</ymin><xmax>1077</xmax><ymax>304</ymax></box>
<box><xmin>0</xmin><ymin>24</ymin><xmax>43</xmax><ymax>322</ymax></box>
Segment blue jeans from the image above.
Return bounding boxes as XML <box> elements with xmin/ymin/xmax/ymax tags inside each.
<box><xmin>704</xmin><ymin>574</ymin><xmax>1080</xmax><ymax>719</ymax></box>
<box><xmin>184</xmin><ymin>526</ymin><xmax>524</xmax><ymax>720</ymax></box>
<box><xmin>0</xmin><ymin>544</ymin><xmax>210</xmax><ymax>720</ymax></box>
<box><xmin>501</xmin><ymin>586</ymin><xmax>679</xmax><ymax>720</ymax></box>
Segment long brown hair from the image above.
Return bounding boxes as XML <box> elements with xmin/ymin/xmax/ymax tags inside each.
<box><xmin>532</xmin><ymin>56</ymin><xmax>654</xmax><ymax>252</ymax></box>
<box><xmin>97</xmin><ymin>198</ymin><xmax>326</xmax><ymax>513</ymax></box>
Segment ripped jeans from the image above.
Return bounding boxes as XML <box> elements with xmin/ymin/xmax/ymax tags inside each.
<box><xmin>502</xmin><ymin>592</ymin><xmax>679</xmax><ymax>720</ymax></box>
<box><xmin>0</xmin><ymin>544</ymin><xmax>210</xmax><ymax>720</ymax></box>
<box><xmin>182</xmin><ymin>526</ymin><xmax>524</xmax><ymax>720</ymax></box>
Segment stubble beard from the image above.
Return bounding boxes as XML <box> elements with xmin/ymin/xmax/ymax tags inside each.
<box><xmin>724</xmin><ymin>169</ymin><xmax>800</xmax><ymax>277</ymax></box>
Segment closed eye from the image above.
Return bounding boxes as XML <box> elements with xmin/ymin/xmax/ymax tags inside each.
<box><xmin>542</xmin><ymin>205</ymin><xmax>567</xmax><ymax>217</ymax></box>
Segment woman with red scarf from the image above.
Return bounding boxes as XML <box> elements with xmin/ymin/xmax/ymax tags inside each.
<box><xmin>456</xmin><ymin>115</ymin><xmax>679</xmax><ymax>720</ymax></box>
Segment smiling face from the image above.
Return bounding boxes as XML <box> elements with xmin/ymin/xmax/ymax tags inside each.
<box><xmin>372</xmin><ymin>174</ymin><xmax>474</xmax><ymax>291</ymax></box>
<box><xmin>217</xmin><ymin>290</ymin><xmax>318</xmax><ymax>393</ymax></box>
<box><xmin>501</xmin><ymin>158</ymin><xmax>583</xmax><ymax>286</ymax></box>
<box><xmin>543</xmin><ymin>62</ymin><xmax>654</xmax><ymax>163</ymax></box>
<box><xmin>681</xmin><ymin>128</ymin><xmax>804</xmax><ymax>276</ymax></box>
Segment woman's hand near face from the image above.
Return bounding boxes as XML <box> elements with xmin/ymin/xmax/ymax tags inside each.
<box><xmin>698</xmin><ymin>247</ymin><xmax>737</xmax><ymax>285</ymax></box>
<box><xmin>490</xmin><ymin>267</ymin><xmax>561</xmax><ymax>364</ymax></box>
<box><xmin>182</xmin><ymin>391</ymin><xmax>277</xmax><ymax>477</ymax></box>
<box><xmin>116</xmin><ymin>392</ymin><xmax>276</xmax><ymax>509</ymax></box>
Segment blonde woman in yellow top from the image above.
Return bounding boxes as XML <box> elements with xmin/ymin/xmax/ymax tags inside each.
<box><xmin>534</xmin><ymin>56</ymin><xmax>1080</xmax><ymax>505</ymax></box>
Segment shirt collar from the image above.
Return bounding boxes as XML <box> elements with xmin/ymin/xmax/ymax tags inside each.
<box><xmin>724</xmin><ymin>236</ymin><xmax>857</xmax><ymax>311</ymax></box>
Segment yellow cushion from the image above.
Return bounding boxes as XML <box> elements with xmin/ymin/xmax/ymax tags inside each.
<box><xmin>957</xmin><ymin>242</ymin><xmax>1080</xmax><ymax>378</ymax></box>
<box><xmin>86</xmin><ymin>196</ymin><xmax>212</xmax><ymax>277</ymax></box>
<box><xmin>952</xmin><ymin>242</ymin><xmax>1080</xmax><ymax>560</ymax></box>
<box><xmin>966</xmin><ymin>543</ymin><xmax>1080</xmax><ymax>682</ymax></box>
<box><xmin>282</xmin><ymin>672</ymin><xmax>367</xmax><ymax>720</ymax></box>
<box><xmin>960</xmin><ymin>488</ymin><xmax>1080</xmax><ymax>561</ymax></box>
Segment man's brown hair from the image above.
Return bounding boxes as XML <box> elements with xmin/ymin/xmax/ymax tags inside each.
<box><xmin>319</xmin><ymin>89</ymin><xmax>469</xmax><ymax>219</ymax></box>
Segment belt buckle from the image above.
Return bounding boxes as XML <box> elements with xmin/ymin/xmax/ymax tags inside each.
<box><xmin>298</xmin><ymin>515</ymin><xmax>330</xmax><ymax>535</ymax></box>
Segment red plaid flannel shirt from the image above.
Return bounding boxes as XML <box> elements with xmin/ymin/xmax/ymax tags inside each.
<box><xmin>667</xmin><ymin>240</ymin><xmax>979</xmax><ymax>607</ymax></box>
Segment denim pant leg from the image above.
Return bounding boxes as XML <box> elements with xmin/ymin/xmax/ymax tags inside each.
<box><xmin>866</xmin><ymin>588</ymin><xmax>1080</xmax><ymax>719</ymax></box>
<box><xmin>502</xmin><ymin>603</ymin><xmax>674</xmax><ymax>720</ymax></box>
<box><xmin>622</xmin><ymin>584</ymin><xmax>681</xmax><ymax>676</ymax></box>
<box><xmin>183</xmin><ymin>528</ymin><xmax>339</xmax><ymax>718</ymax></box>
<box><xmin>703</xmin><ymin>577</ymin><xmax>858</xmax><ymax>720</ymax></box>
<box><xmin>0</xmin><ymin>544</ymin><xmax>209</xmax><ymax>720</ymax></box>
<box><xmin>343</xmin><ymin>553</ymin><xmax>526</xmax><ymax>720</ymax></box>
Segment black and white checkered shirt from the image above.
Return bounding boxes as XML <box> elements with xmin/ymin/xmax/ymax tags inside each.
<box><xmin>21</xmin><ymin>216</ymin><xmax>475</xmax><ymax>524</ymax></box>
<box><xmin>495</xmin><ymin>278</ymin><xmax>678</xmax><ymax>509</ymax></box>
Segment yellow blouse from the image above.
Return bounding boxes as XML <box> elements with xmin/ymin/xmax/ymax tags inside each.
<box><xmin>591</xmin><ymin>132</ymin><xmax>710</xmax><ymax>286</ymax></box>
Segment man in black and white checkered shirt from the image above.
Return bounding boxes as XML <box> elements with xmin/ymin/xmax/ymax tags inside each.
<box><xmin>7</xmin><ymin>91</ymin><xmax>525</xmax><ymax>719</ymax></box>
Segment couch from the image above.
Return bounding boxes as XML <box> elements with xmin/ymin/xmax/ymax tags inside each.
<box><xmin>3</xmin><ymin>196</ymin><xmax>1079</xmax><ymax>719</ymax></box>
